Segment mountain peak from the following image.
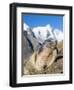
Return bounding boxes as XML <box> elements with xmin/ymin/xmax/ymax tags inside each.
<box><xmin>23</xmin><ymin>23</ymin><xmax>29</xmax><ymax>31</ymax></box>
<box><xmin>53</xmin><ymin>29</ymin><xmax>63</xmax><ymax>42</ymax></box>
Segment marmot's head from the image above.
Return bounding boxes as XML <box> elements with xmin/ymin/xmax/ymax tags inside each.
<box><xmin>38</xmin><ymin>39</ymin><xmax>57</xmax><ymax>55</ymax></box>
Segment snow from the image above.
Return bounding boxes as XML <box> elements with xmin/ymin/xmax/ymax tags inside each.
<box><xmin>23</xmin><ymin>23</ymin><xmax>63</xmax><ymax>43</ymax></box>
<box><xmin>32</xmin><ymin>24</ymin><xmax>63</xmax><ymax>43</ymax></box>
<box><xmin>23</xmin><ymin>23</ymin><xmax>29</xmax><ymax>31</ymax></box>
<box><xmin>32</xmin><ymin>24</ymin><xmax>53</xmax><ymax>43</ymax></box>
<box><xmin>53</xmin><ymin>29</ymin><xmax>63</xmax><ymax>42</ymax></box>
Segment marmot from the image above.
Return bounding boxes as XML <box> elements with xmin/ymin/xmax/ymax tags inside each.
<box><xmin>23</xmin><ymin>39</ymin><xmax>58</xmax><ymax>75</ymax></box>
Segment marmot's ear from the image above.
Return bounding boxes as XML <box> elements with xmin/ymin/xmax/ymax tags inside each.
<box><xmin>55</xmin><ymin>40</ymin><xmax>58</xmax><ymax>54</ymax></box>
<box><xmin>56</xmin><ymin>48</ymin><xmax>58</xmax><ymax>54</ymax></box>
<box><xmin>54</xmin><ymin>47</ymin><xmax>58</xmax><ymax>54</ymax></box>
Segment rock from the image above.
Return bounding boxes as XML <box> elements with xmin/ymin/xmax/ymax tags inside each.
<box><xmin>22</xmin><ymin>31</ymin><xmax>33</xmax><ymax>60</ymax></box>
<box><xmin>23</xmin><ymin>31</ymin><xmax>41</xmax><ymax>61</ymax></box>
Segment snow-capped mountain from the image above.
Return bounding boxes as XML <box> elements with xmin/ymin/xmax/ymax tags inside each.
<box><xmin>23</xmin><ymin>23</ymin><xmax>63</xmax><ymax>44</ymax></box>
<box><xmin>32</xmin><ymin>24</ymin><xmax>53</xmax><ymax>43</ymax></box>
<box><xmin>32</xmin><ymin>24</ymin><xmax>63</xmax><ymax>43</ymax></box>
<box><xmin>53</xmin><ymin>29</ymin><xmax>63</xmax><ymax>42</ymax></box>
<box><xmin>23</xmin><ymin>23</ymin><xmax>35</xmax><ymax>36</ymax></box>
<box><xmin>23</xmin><ymin>23</ymin><xmax>41</xmax><ymax>51</ymax></box>
<box><xmin>23</xmin><ymin>23</ymin><xmax>30</xmax><ymax>31</ymax></box>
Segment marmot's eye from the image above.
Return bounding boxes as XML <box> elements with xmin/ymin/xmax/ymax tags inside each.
<box><xmin>43</xmin><ymin>65</ymin><xmax>47</xmax><ymax>69</ymax></box>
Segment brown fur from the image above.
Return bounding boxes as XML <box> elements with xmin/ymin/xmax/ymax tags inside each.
<box><xmin>23</xmin><ymin>45</ymin><xmax>57</xmax><ymax>75</ymax></box>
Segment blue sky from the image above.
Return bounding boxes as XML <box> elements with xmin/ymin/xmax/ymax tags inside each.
<box><xmin>22</xmin><ymin>14</ymin><xmax>63</xmax><ymax>31</ymax></box>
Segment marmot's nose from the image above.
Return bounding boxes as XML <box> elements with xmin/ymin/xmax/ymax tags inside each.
<box><xmin>43</xmin><ymin>65</ymin><xmax>47</xmax><ymax>69</ymax></box>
